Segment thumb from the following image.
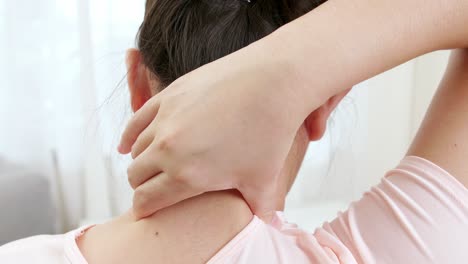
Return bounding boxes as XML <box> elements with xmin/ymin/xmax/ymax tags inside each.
<box><xmin>241</xmin><ymin>188</ymin><xmax>278</xmax><ymax>224</ymax></box>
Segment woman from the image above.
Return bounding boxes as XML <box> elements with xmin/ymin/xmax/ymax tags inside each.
<box><xmin>1</xmin><ymin>0</ymin><xmax>467</xmax><ymax>263</ymax></box>
<box><xmin>117</xmin><ymin>0</ymin><xmax>468</xmax><ymax>262</ymax></box>
<box><xmin>119</xmin><ymin>0</ymin><xmax>468</xmax><ymax>221</ymax></box>
<box><xmin>0</xmin><ymin>0</ymin><xmax>350</xmax><ymax>263</ymax></box>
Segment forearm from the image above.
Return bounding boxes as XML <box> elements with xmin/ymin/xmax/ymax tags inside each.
<box><xmin>267</xmin><ymin>0</ymin><xmax>468</xmax><ymax>117</ymax></box>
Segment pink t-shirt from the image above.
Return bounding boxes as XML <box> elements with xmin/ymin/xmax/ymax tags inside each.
<box><xmin>1</xmin><ymin>156</ymin><xmax>467</xmax><ymax>263</ymax></box>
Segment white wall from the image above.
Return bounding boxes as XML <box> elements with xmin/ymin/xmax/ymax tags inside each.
<box><xmin>411</xmin><ymin>51</ymin><xmax>451</xmax><ymax>135</ymax></box>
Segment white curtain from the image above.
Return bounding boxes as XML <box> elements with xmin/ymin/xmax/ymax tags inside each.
<box><xmin>0</xmin><ymin>0</ymin><xmax>145</xmax><ymax>231</ymax></box>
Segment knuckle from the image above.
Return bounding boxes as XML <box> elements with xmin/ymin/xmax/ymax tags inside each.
<box><xmin>173</xmin><ymin>165</ymin><xmax>201</xmax><ymax>190</ymax></box>
<box><xmin>155</xmin><ymin>130</ymin><xmax>177</xmax><ymax>152</ymax></box>
<box><xmin>171</xmin><ymin>170</ymin><xmax>189</xmax><ymax>186</ymax></box>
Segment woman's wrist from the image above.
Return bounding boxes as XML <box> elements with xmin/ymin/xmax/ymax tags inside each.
<box><xmin>250</xmin><ymin>38</ymin><xmax>312</xmax><ymax>132</ymax></box>
<box><xmin>255</xmin><ymin>28</ymin><xmax>333</xmax><ymax>125</ymax></box>
<box><xmin>266</xmin><ymin>0</ymin><xmax>468</xmax><ymax>117</ymax></box>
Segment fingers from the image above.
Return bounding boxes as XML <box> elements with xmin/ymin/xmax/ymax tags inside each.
<box><xmin>127</xmin><ymin>146</ymin><xmax>163</xmax><ymax>189</ymax></box>
<box><xmin>132</xmin><ymin>172</ymin><xmax>203</xmax><ymax>219</ymax></box>
<box><xmin>118</xmin><ymin>98</ymin><xmax>160</xmax><ymax>154</ymax></box>
<box><xmin>241</xmin><ymin>187</ymin><xmax>278</xmax><ymax>224</ymax></box>
<box><xmin>131</xmin><ymin>127</ymin><xmax>156</xmax><ymax>159</ymax></box>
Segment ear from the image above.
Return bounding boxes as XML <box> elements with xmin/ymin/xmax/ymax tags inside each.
<box><xmin>126</xmin><ymin>48</ymin><xmax>154</xmax><ymax>112</ymax></box>
<box><xmin>305</xmin><ymin>89</ymin><xmax>351</xmax><ymax>141</ymax></box>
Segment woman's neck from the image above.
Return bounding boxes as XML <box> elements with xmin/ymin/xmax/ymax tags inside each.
<box><xmin>78</xmin><ymin>190</ymin><xmax>254</xmax><ymax>264</ymax></box>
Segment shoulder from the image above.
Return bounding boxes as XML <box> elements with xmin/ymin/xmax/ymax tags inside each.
<box><xmin>0</xmin><ymin>234</ymin><xmax>67</xmax><ymax>263</ymax></box>
<box><xmin>326</xmin><ymin>156</ymin><xmax>468</xmax><ymax>263</ymax></box>
<box><xmin>210</xmin><ymin>213</ymin><xmax>348</xmax><ymax>263</ymax></box>
<box><xmin>0</xmin><ymin>227</ymin><xmax>90</xmax><ymax>264</ymax></box>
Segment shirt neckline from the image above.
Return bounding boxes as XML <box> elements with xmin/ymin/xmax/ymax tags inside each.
<box><xmin>63</xmin><ymin>225</ymin><xmax>95</xmax><ymax>264</ymax></box>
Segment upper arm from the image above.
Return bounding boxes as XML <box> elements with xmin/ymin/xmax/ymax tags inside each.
<box><xmin>324</xmin><ymin>61</ymin><xmax>468</xmax><ymax>262</ymax></box>
<box><xmin>407</xmin><ymin>49</ymin><xmax>468</xmax><ymax>188</ymax></box>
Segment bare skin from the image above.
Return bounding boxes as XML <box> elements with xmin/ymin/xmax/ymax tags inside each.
<box><xmin>77</xmin><ymin>69</ymin><xmax>315</xmax><ymax>263</ymax></box>
<box><xmin>118</xmin><ymin>0</ymin><xmax>468</xmax><ymax>219</ymax></box>
<box><xmin>408</xmin><ymin>49</ymin><xmax>468</xmax><ymax>187</ymax></box>
<box><xmin>77</xmin><ymin>49</ymin><xmax>468</xmax><ymax>264</ymax></box>
<box><xmin>78</xmin><ymin>1</ymin><xmax>468</xmax><ymax>262</ymax></box>
<box><xmin>78</xmin><ymin>127</ymin><xmax>310</xmax><ymax>264</ymax></box>
<box><xmin>77</xmin><ymin>191</ymin><xmax>253</xmax><ymax>264</ymax></box>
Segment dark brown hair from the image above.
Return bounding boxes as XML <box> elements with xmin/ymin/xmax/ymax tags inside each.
<box><xmin>137</xmin><ymin>0</ymin><xmax>326</xmax><ymax>88</ymax></box>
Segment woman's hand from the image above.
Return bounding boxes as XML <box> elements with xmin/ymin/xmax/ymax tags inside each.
<box><xmin>119</xmin><ymin>0</ymin><xmax>468</xmax><ymax>220</ymax></box>
<box><xmin>118</xmin><ymin>40</ymin><xmax>320</xmax><ymax>221</ymax></box>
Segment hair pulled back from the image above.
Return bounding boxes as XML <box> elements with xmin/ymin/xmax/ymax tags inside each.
<box><xmin>138</xmin><ymin>0</ymin><xmax>326</xmax><ymax>88</ymax></box>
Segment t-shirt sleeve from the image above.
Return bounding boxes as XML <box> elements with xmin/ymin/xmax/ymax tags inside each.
<box><xmin>318</xmin><ymin>156</ymin><xmax>468</xmax><ymax>264</ymax></box>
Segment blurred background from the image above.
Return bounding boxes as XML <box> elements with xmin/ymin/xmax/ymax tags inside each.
<box><xmin>0</xmin><ymin>0</ymin><xmax>450</xmax><ymax>245</ymax></box>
